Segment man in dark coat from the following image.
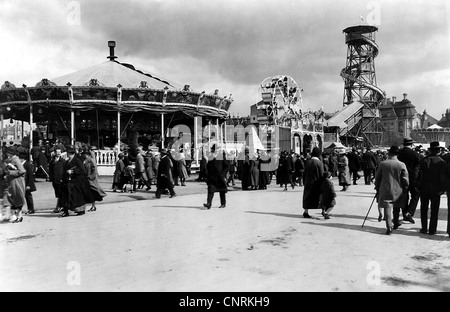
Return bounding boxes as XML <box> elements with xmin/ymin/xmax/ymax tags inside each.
<box><xmin>302</xmin><ymin>147</ymin><xmax>324</xmax><ymax>218</ymax></box>
<box><xmin>19</xmin><ymin>152</ymin><xmax>36</xmax><ymax>214</ymax></box>
<box><xmin>204</xmin><ymin>145</ymin><xmax>229</xmax><ymax>209</ymax></box>
<box><xmin>442</xmin><ymin>147</ymin><xmax>450</xmax><ymax>237</ymax></box>
<box><xmin>397</xmin><ymin>137</ymin><xmax>422</xmax><ymax>224</ymax></box>
<box><xmin>294</xmin><ymin>153</ymin><xmax>305</xmax><ymax>186</ymax></box>
<box><xmin>361</xmin><ymin>146</ymin><xmax>377</xmax><ymax>185</ymax></box>
<box><xmin>277</xmin><ymin>150</ymin><xmax>294</xmax><ymax>191</ymax></box>
<box><xmin>347</xmin><ymin>146</ymin><xmax>361</xmax><ymax>185</ymax></box>
<box><xmin>49</xmin><ymin>147</ymin><xmax>67</xmax><ymax>213</ymax></box>
<box><xmin>155</xmin><ymin>148</ymin><xmax>176</xmax><ymax>199</ymax></box>
<box><xmin>417</xmin><ymin>142</ymin><xmax>447</xmax><ymax>235</ymax></box>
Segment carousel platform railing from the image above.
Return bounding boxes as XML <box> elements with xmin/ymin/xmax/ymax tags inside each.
<box><xmin>60</xmin><ymin>150</ymin><xmax>116</xmax><ymax>176</ymax></box>
<box><xmin>94</xmin><ymin>149</ymin><xmax>117</xmax><ymax>176</ymax></box>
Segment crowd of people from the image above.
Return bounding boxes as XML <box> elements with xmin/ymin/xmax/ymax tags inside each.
<box><xmin>1</xmin><ymin>137</ymin><xmax>449</xmax><ymax>238</ymax></box>
<box><xmin>1</xmin><ymin>140</ymin><xmax>106</xmax><ymax>222</ymax></box>
<box><xmin>298</xmin><ymin>137</ymin><xmax>450</xmax><ymax>236</ymax></box>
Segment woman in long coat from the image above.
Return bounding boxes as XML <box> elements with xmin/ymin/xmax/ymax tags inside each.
<box><xmin>302</xmin><ymin>147</ymin><xmax>324</xmax><ymax>218</ymax></box>
<box><xmin>83</xmin><ymin>151</ymin><xmax>106</xmax><ymax>211</ymax></box>
<box><xmin>59</xmin><ymin>147</ymin><xmax>94</xmax><ymax>217</ymax></box>
<box><xmin>338</xmin><ymin>151</ymin><xmax>351</xmax><ymax>191</ymax></box>
<box><xmin>5</xmin><ymin>147</ymin><xmax>26</xmax><ymax>222</ymax></box>
<box><xmin>155</xmin><ymin>149</ymin><xmax>176</xmax><ymax>198</ymax></box>
<box><xmin>240</xmin><ymin>149</ymin><xmax>252</xmax><ymax>190</ymax></box>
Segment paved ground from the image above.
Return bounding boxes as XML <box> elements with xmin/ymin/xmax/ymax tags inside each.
<box><xmin>0</xmin><ymin>174</ymin><xmax>449</xmax><ymax>292</ymax></box>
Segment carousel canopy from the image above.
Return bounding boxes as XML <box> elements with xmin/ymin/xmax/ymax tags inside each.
<box><xmin>51</xmin><ymin>61</ymin><xmax>181</xmax><ymax>90</ymax></box>
<box><xmin>0</xmin><ymin>45</ymin><xmax>232</xmax><ymax>121</ymax></box>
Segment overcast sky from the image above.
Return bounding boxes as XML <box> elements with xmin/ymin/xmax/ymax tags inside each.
<box><xmin>0</xmin><ymin>0</ymin><xmax>449</xmax><ymax>119</ymax></box>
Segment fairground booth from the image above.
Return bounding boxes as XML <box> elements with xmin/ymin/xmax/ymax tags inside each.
<box><xmin>0</xmin><ymin>42</ymin><xmax>233</xmax><ymax>174</ymax></box>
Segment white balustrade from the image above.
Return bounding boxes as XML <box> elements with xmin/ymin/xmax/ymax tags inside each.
<box><xmin>94</xmin><ymin>150</ymin><xmax>117</xmax><ymax>166</ymax></box>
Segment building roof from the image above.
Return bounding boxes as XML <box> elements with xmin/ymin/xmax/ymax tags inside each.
<box><xmin>393</xmin><ymin>99</ymin><xmax>415</xmax><ymax>109</ymax></box>
<box><xmin>343</xmin><ymin>25</ymin><xmax>378</xmax><ymax>34</ymax></box>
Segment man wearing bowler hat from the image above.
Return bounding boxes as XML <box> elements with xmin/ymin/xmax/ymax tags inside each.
<box><xmin>418</xmin><ymin>141</ymin><xmax>446</xmax><ymax>235</ymax></box>
<box><xmin>374</xmin><ymin>145</ymin><xmax>409</xmax><ymax>235</ymax></box>
<box><xmin>398</xmin><ymin>137</ymin><xmax>423</xmax><ymax>224</ymax></box>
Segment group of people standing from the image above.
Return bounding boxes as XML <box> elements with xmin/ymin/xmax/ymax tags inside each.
<box><xmin>375</xmin><ymin>138</ymin><xmax>450</xmax><ymax>236</ymax></box>
<box><xmin>298</xmin><ymin>138</ymin><xmax>450</xmax><ymax>237</ymax></box>
<box><xmin>0</xmin><ymin>143</ymin><xmax>107</xmax><ymax>222</ymax></box>
<box><xmin>112</xmin><ymin>144</ymin><xmax>190</xmax><ymax>195</ymax></box>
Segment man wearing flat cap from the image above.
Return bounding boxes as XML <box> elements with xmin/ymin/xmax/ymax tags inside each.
<box><xmin>398</xmin><ymin>137</ymin><xmax>423</xmax><ymax>224</ymax></box>
<box><xmin>417</xmin><ymin>142</ymin><xmax>446</xmax><ymax>235</ymax></box>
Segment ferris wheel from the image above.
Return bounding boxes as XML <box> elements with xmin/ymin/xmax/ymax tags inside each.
<box><xmin>258</xmin><ymin>75</ymin><xmax>302</xmax><ymax>124</ymax></box>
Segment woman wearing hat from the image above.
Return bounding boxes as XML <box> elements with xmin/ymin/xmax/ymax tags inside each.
<box><xmin>302</xmin><ymin>147</ymin><xmax>324</xmax><ymax>218</ymax></box>
<box><xmin>337</xmin><ymin>149</ymin><xmax>351</xmax><ymax>191</ymax></box>
<box><xmin>417</xmin><ymin>141</ymin><xmax>447</xmax><ymax>235</ymax></box>
<box><xmin>58</xmin><ymin>147</ymin><xmax>94</xmax><ymax>217</ymax></box>
<box><xmin>18</xmin><ymin>151</ymin><xmax>36</xmax><ymax>215</ymax></box>
<box><xmin>4</xmin><ymin>146</ymin><xmax>26</xmax><ymax>223</ymax></box>
<box><xmin>82</xmin><ymin>151</ymin><xmax>106</xmax><ymax>212</ymax></box>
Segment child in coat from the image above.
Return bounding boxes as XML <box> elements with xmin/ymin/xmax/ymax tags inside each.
<box><xmin>319</xmin><ymin>171</ymin><xmax>336</xmax><ymax>219</ymax></box>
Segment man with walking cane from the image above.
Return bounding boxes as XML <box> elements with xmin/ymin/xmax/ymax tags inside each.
<box><xmin>373</xmin><ymin>146</ymin><xmax>409</xmax><ymax>235</ymax></box>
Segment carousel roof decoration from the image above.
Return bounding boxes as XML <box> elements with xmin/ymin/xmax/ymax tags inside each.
<box><xmin>1</xmin><ymin>81</ymin><xmax>17</xmax><ymax>90</ymax></box>
<box><xmin>0</xmin><ymin>41</ymin><xmax>232</xmax><ymax>121</ymax></box>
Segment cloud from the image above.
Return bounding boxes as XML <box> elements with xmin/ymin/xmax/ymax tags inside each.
<box><xmin>0</xmin><ymin>0</ymin><xmax>449</xmax><ymax>119</ymax></box>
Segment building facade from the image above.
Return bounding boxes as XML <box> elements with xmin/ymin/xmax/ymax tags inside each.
<box><xmin>378</xmin><ymin>93</ymin><xmax>421</xmax><ymax>145</ymax></box>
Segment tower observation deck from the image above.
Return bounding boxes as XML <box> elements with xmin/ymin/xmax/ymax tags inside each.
<box><xmin>341</xmin><ymin>25</ymin><xmax>384</xmax><ymax>108</ymax></box>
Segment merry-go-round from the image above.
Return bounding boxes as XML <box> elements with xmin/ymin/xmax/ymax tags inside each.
<box><xmin>0</xmin><ymin>41</ymin><xmax>233</xmax><ymax>174</ymax></box>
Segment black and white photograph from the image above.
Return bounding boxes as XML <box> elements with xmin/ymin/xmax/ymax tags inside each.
<box><xmin>0</xmin><ymin>0</ymin><xmax>449</xmax><ymax>296</ymax></box>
